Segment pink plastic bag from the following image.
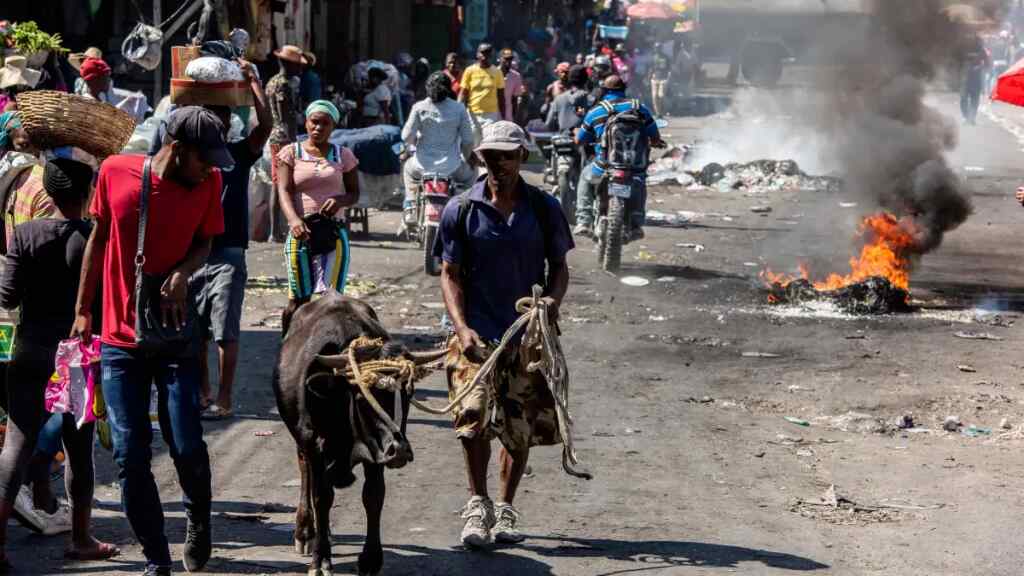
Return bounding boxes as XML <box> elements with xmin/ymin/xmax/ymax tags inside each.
<box><xmin>44</xmin><ymin>338</ymin><xmax>102</xmax><ymax>429</ymax></box>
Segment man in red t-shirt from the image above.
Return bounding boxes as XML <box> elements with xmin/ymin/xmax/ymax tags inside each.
<box><xmin>72</xmin><ymin>107</ymin><xmax>229</xmax><ymax>576</ymax></box>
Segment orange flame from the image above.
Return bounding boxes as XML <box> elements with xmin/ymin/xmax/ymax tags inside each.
<box><xmin>761</xmin><ymin>213</ymin><xmax>917</xmax><ymax>292</ymax></box>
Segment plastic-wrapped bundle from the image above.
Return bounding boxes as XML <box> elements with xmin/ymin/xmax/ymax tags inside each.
<box><xmin>185</xmin><ymin>57</ymin><xmax>245</xmax><ymax>83</ymax></box>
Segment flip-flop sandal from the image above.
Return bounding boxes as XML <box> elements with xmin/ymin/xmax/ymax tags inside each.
<box><xmin>201</xmin><ymin>405</ymin><xmax>234</xmax><ymax>421</ymax></box>
<box><xmin>64</xmin><ymin>543</ymin><xmax>120</xmax><ymax>561</ymax></box>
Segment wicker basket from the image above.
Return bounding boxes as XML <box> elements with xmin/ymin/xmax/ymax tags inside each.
<box><xmin>15</xmin><ymin>90</ymin><xmax>136</xmax><ymax>159</ymax></box>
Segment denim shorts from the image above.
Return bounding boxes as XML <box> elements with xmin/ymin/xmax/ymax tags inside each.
<box><xmin>192</xmin><ymin>247</ymin><xmax>247</xmax><ymax>343</ymax></box>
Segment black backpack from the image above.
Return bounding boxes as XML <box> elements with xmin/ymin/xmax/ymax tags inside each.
<box><xmin>598</xmin><ymin>99</ymin><xmax>650</xmax><ymax>172</ymax></box>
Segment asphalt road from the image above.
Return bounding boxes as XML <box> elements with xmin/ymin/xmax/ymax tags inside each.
<box><xmin>14</xmin><ymin>86</ymin><xmax>1024</xmax><ymax>576</ymax></box>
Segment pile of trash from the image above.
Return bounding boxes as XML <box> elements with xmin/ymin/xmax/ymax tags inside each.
<box><xmin>695</xmin><ymin>160</ymin><xmax>839</xmax><ymax>195</ymax></box>
<box><xmin>647</xmin><ymin>146</ymin><xmax>696</xmax><ymax>187</ymax></box>
<box><xmin>646</xmin><ymin>154</ymin><xmax>840</xmax><ymax>194</ymax></box>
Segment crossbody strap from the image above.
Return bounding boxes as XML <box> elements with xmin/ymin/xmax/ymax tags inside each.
<box><xmin>135</xmin><ymin>157</ymin><xmax>153</xmax><ymax>282</ymax></box>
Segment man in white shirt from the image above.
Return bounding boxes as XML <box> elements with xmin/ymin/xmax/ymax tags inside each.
<box><xmin>401</xmin><ymin>71</ymin><xmax>477</xmax><ymax>212</ymax></box>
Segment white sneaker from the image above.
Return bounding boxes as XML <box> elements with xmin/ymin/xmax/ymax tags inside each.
<box><xmin>459</xmin><ymin>495</ymin><xmax>494</xmax><ymax>549</ymax></box>
<box><xmin>492</xmin><ymin>502</ymin><xmax>525</xmax><ymax>544</ymax></box>
<box><xmin>39</xmin><ymin>500</ymin><xmax>72</xmax><ymax>536</ymax></box>
<box><xmin>11</xmin><ymin>486</ymin><xmax>46</xmax><ymax>534</ymax></box>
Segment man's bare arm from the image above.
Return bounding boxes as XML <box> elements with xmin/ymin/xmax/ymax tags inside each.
<box><xmin>441</xmin><ymin>261</ymin><xmax>485</xmax><ymax>352</ymax></box>
<box><xmin>242</xmin><ymin>60</ymin><xmax>272</xmax><ymax>156</ymax></box>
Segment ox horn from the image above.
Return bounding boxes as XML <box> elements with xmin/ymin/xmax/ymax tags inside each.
<box><xmin>316</xmin><ymin>354</ymin><xmax>350</xmax><ymax>369</ymax></box>
<box><xmin>409</xmin><ymin>349</ymin><xmax>448</xmax><ymax>365</ymax></box>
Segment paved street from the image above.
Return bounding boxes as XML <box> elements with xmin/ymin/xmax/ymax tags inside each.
<box><xmin>14</xmin><ymin>86</ymin><xmax>1024</xmax><ymax>576</ymax></box>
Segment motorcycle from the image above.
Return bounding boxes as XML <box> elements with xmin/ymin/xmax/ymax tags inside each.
<box><xmin>546</xmin><ymin>132</ymin><xmax>581</xmax><ymax>224</ymax></box>
<box><xmin>402</xmin><ymin>171</ymin><xmax>457</xmax><ymax>276</ymax></box>
<box><xmin>594</xmin><ymin>139</ymin><xmax>666</xmax><ymax>273</ymax></box>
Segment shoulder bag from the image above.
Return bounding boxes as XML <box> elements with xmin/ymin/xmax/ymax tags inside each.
<box><xmin>133</xmin><ymin>157</ymin><xmax>198</xmax><ymax>357</ymax></box>
<box><xmin>296</xmin><ymin>142</ymin><xmax>342</xmax><ymax>256</ymax></box>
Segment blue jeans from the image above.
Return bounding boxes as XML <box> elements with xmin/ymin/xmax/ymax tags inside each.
<box><xmin>35</xmin><ymin>413</ymin><xmax>64</xmax><ymax>457</ymax></box>
<box><xmin>101</xmin><ymin>344</ymin><xmax>212</xmax><ymax>568</ymax></box>
<box><xmin>576</xmin><ymin>161</ymin><xmax>648</xmax><ymax>229</ymax></box>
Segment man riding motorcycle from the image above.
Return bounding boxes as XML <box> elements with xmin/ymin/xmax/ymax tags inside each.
<box><xmin>589</xmin><ymin>56</ymin><xmax>614</xmax><ymax>93</ymax></box>
<box><xmin>401</xmin><ymin>71</ymin><xmax>477</xmax><ymax>218</ymax></box>
<box><xmin>544</xmin><ymin>65</ymin><xmax>591</xmax><ymax>222</ymax></box>
<box><xmin>574</xmin><ymin>75</ymin><xmax>664</xmax><ymax>239</ymax></box>
<box><xmin>545</xmin><ymin>65</ymin><xmax>590</xmax><ymax>134</ymax></box>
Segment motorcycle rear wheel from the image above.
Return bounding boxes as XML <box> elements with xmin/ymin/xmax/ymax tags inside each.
<box><xmin>603</xmin><ymin>196</ymin><xmax>625</xmax><ymax>273</ymax></box>
<box><xmin>423</xmin><ymin>226</ymin><xmax>441</xmax><ymax>276</ymax></box>
<box><xmin>558</xmin><ymin>171</ymin><xmax>576</xmax><ymax>225</ymax></box>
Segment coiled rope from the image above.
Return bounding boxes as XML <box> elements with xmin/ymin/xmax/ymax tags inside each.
<box><xmin>322</xmin><ymin>285</ymin><xmax>592</xmax><ymax>480</ymax></box>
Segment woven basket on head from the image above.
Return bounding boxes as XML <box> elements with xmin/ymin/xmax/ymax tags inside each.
<box><xmin>15</xmin><ymin>90</ymin><xmax>136</xmax><ymax>159</ymax></box>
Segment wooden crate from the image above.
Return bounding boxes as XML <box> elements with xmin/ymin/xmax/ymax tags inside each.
<box><xmin>170</xmin><ymin>79</ymin><xmax>254</xmax><ymax>108</ymax></box>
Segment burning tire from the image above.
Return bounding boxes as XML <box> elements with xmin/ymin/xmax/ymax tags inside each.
<box><xmin>761</xmin><ymin>213</ymin><xmax>918</xmax><ymax>314</ymax></box>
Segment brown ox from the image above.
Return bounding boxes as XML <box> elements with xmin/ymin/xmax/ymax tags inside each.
<box><xmin>273</xmin><ymin>293</ymin><xmax>443</xmax><ymax>576</ymax></box>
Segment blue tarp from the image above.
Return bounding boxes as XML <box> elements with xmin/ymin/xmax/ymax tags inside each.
<box><xmin>329</xmin><ymin>125</ymin><xmax>403</xmax><ymax>176</ymax></box>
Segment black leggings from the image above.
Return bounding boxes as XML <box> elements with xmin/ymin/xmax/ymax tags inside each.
<box><xmin>0</xmin><ymin>339</ymin><xmax>95</xmax><ymax>508</ymax></box>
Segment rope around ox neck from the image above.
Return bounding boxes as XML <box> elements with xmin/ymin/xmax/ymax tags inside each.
<box><xmin>328</xmin><ymin>287</ymin><xmax>592</xmax><ymax>480</ymax></box>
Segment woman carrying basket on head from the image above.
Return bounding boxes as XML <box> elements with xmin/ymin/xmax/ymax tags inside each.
<box><xmin>276</xmin><ymin>100</ymin><xmax>360</xmax><ymax>334</ymax></box>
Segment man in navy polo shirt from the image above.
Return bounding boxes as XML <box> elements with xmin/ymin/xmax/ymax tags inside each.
<box><xmin>435</xmin><ymin>121</ymin><xmax>574</xmax><ymax>548</ymax></box>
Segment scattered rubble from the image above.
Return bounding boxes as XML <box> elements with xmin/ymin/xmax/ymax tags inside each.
<box><xmin>962</xmin><ymin>425</ymin><xmax>991</xmax><ymax>438</ymax></box>
<box><xmin>974</xmin><ymin>312</ymin><xmax>1016</xmax><ymax>328</ymax></box>
<box><xmin>646</xmin><ymin>210</ymin><xmax>696</xmax><ymax>227</ymax></box>
<box><xmin>827</xmin><ymin>411</ymin><xmax>890</xmax><ymax>434</ymax></box>
<box><xmin>792</xmin><ymin>485</ymin><xmax>905</xmax><ymax>525</ymax></box>
<box><xmin>742</xmin><ymin>351</ymin><xmax>781</xmax><ymax>358</ymax></box>
<box><xmin>953</xmin><ymin>331</ymin><xmax>1003</xmax><ymax>341</ymax></box>
<box><xmin>676</xmin><ymin>243</ymin><xmax>706</xmax><ymax>252</ymax></box>
<box><xmin>896</xmin><ymin>414</ymin><xmax>915</xmax><ymax>430</ymax></box>
<box><xmin>620</xmin><ymin>277</ymin><xmax>650</xmax><ymax>287</ymax></box>
<box><xmin>957</xmin><ymin>364</ymin><xmax>977</xmax><ymax>373</ymax></box>
<box><xmin>943</xmin><ymin>416</ymin><xmax>962</xmax><ymax>432</ymax></box>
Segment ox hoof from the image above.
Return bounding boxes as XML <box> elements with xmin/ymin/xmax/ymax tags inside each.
<box><xmin>307</xmin><ymin>565</ymin><xmax>334</xmax><ymax>576</ymax></box>
<box><xmin>295</xmin><ymin>539</ymin><xmax>312</xmax><ymax>556</ymax></box>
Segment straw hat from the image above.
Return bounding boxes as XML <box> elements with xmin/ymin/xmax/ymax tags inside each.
<box><xmin>0</xmin><ymin>55</ymin><xmax>42</xmax><ymax>90</ymax></box>
<box><xmin>68</xmin><ymin>47</ymin><xmax>104</xmax><ymax>71</ymax></box>
<box><xmin>273</xmin><ymin>45</ymin><xmax>309</xmax><ymax>65</ymax></box>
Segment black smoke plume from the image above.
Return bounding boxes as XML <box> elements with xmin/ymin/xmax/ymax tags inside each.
<box><xmin>822</xmin><ymin>0</ymin><xmax>1008</xmax><ymax>253</ymax></box>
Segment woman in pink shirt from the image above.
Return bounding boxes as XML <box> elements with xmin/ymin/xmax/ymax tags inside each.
<box><xmin>276</xmin><ymin>100</ymin><xmax>360</xmax><ymax>332</ymax></box>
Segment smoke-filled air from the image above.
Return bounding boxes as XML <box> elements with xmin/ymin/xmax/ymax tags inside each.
<box><xmin>701</xmin><ymin>0</ymin><xmax>1012</xmax><ymax>256</ymax></box>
